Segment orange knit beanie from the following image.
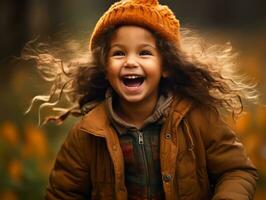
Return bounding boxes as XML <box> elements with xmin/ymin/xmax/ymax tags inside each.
<box><xmin>89</xmin><ymin>0</ymin><xmax>180</xmax><ymax>50</ymax></box>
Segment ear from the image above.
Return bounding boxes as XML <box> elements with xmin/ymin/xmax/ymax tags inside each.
<box><xmin>162</xmin><ymin>70</ymin><xmax>169</xmax><ymax>78</ymax></box>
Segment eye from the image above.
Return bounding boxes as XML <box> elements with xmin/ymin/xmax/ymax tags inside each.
<box><xmin>112</xmin><ymin>50</ymin><xmax>125</xmax><ymax>57</ymax></box>
<box><xmin>139</xmin><ymin>50</ymin><xmax>152</xmax><ymax>56</ymax></box>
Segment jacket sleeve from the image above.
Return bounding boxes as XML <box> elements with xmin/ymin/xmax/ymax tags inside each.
<box><xmin>45</xmin><ymin>123</ymin><xmax>91</xmax><ymax>200</ymax></box>
<box><xmin>198</xmin><ymin>109</ymin><xmax>258</xmax><ymax>200</ymax></box>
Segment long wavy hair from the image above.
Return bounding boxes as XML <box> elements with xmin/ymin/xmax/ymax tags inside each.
<box><xmin>23</xmin><ymin>26</ymin><xmax>259</xmax><ymax>125</ymax></box>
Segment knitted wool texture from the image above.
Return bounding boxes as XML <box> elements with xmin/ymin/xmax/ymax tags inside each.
<box><xmin>89</xmin><ymin>0</ymin><xmax>180</xmax><ymax>50</ymax></box>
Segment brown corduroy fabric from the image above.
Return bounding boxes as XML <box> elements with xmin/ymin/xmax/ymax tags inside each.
<box><xmin>89</xmin><ymin>0</ymin><xmax>180</xmax><ymax>50</ymax></box>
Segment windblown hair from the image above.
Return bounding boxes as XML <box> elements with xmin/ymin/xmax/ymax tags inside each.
<box><xmin>23</xmin><ymin>27</ymin><xmax>258</xmax><ymax>125</ymax></box>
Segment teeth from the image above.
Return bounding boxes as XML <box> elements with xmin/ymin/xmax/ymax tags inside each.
<box><xmin>123</xmin><ymin>75</ymin><xmax>142</xmax><ymax>79</ymax></box>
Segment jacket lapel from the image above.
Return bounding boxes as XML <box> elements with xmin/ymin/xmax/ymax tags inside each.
<box><xmin>160</xmin><ymin>97</ymin><xmax>192</xmax><ymax>199</ymax></box>
<box><xmin>79</xmin><ymin>102</ymin><xmax>127</xmax><ymax>199</ymax></box>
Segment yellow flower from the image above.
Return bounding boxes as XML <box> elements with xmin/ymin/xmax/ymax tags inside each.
<box><xmin>22</xmin><ymin>124</ymin><xmax>48</xmax><ymax>159</ymax></box>
<box><xmin>0</xmin><ymin>121</ymin><xmax>19</xmax><ymax>145</ymax></box>
<box><xmin>8</xmin><ymin>159</ymin><xmax>22</xmax><ymax>182</ymax></box>
<box><xmin>0</xmin><ymin>191</ymin><xmax>17</xmax><ymax>200</ymax></box>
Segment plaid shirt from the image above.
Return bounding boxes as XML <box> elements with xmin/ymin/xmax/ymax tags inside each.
<box><xmin>106</xmin><ymin>91</ymin><xmax>173</xmax><ymax>200</ymax></box>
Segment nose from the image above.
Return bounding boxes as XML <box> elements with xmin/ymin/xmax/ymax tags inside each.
<box><xmin>123</xmin><ymin>54</ymin><xmax>138</xmax><ymax>68</ymax></box>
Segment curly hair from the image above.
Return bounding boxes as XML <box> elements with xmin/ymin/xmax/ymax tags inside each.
<box><xmin>23</xmin><ymin>26</ymin><xmax>258</xmax><ymax>125</ymax></box>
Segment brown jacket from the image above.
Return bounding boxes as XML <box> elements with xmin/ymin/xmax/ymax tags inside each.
<box><xmin>45</xmin><ymin>97</ymin><xmax>258</xmax><ymax>200</ymax></box>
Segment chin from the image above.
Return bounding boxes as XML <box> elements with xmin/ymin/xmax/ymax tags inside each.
<box><xmin>120</xmin><ymin>94</ymin><xmax>145</xmax><ymax>104</ymax></box>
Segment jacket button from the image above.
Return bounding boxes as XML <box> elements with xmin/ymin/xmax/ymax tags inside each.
<box><xmin>162</xmin><ymin>174</ymin><xmax>172</xmax><ymax>182</ymax></box>
<box><xmin>165</xmin><ymin>133</ymin><xmax>172</xmax><ymax>139</ymax></box>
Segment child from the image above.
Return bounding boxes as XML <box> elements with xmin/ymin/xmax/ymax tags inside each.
<box><xmin>27</xmin><ymin>0</ymin><xmax>259</xmax><ymax>199</ymax></box>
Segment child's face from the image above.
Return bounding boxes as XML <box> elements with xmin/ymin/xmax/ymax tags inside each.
<box><xmin>106</xmin><ymin>26</ymin><xmax>165</xmax><ymax>105</ymax></box>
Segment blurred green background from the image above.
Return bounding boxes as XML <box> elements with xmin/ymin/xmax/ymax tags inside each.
<box><xmin>0</xmin><ymin>0</ymin><xmax>265</xmax><ymax>199</ymax></box>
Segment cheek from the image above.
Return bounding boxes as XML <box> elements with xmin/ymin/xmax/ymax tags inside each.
<box><xmin>106</xmin><ymin>59</ymin><xmax>120</xmax><ymax>72</ymax></box>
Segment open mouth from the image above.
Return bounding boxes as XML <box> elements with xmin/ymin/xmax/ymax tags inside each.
<box><xmin>121</xmin><ymin>75</ymin><xmax>145</xmax><ymax>87</ymax></box>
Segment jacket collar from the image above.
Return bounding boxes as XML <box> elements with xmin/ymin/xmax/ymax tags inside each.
<box><xmin>79</xmin><ymin>96</ymin><xmax>192</xmax><ymax>137</ymax></box>
<box><xmin>79</xmin><ymin>101</ymin><xmax>111</xmax><ymax>137</ymax></box>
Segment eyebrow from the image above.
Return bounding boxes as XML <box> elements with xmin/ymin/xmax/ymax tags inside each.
<box><xmin>110</xmin><ymin>43</ymin><xmax>156</xmax><ymax>49</ymax></box>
